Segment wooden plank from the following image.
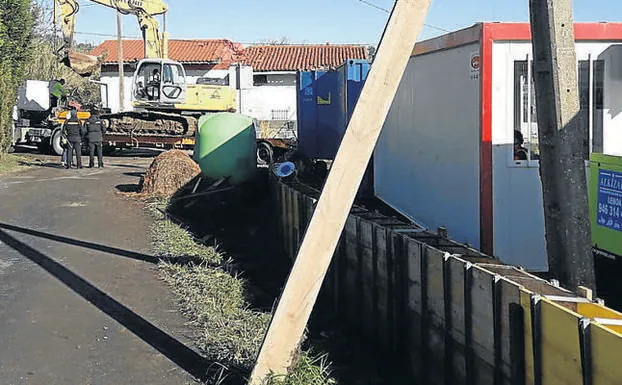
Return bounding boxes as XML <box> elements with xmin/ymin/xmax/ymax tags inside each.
<box><xmin>248</xmin><ymin>1</ymin><xmax>432</xmax><ymax>380</ymax></box>
<box><xmin>283</xmin><ymin>185</ymin><xmax>293</xmax><ymax>259</ymax></box>
<box><xmin>520</xmin><ymin>290</ymin><xmax>536</xmax><ymax>385</ymax></box>
<box><xmin>405</xmin><ymin>238</ymin><xmax>424</xmax><ymax>378</ymax></box>
<box><xmin>359</xmin><ymin>219</ymin><xmax>375</xmax><ymax>339</ymax></box>
<box><xmin>539</xmin><ymin>299</ymin><xmax>583</xmax><ymax>385</ymax></box>
<box><xmin>424</xmin><ymin>246</ymin><xmax>446</xmax><ymax>385</ymax></box>
<box><xmin>344</xmin><ymin>216</ymin><xmax>359</xmax><ymax>322</ymax></box>
<box><xmin>469</xmin><ymin>266</ymin><xmax>496</xmax><ymax>385</ymax></box>
<box><xmin>496</xmin><ymin>277</ymin><xmax>522</xmax><ymax>385</ymax></box>
<box><xmin>287</xmin><ymin>188</ymin><xmax>296</xmax><ymax>259</ymax></box>
<box><xmin>292</xmin><ymin>189</ymin><xmax>301</xmax><ymax>253</ymax></box>
<box><xmin>447</xmin><ymin>256</ymin><xmax>468</xmax><ymax>385</ymax></box>
<box><xmin>391</xmin><ymin>232</ymin><xmax>408</xmax><ymax>354</ymax></box>
<box><xmin>375</xmin><ymin>226</ymin><xmax>391</xmax><ymax>350</ymax></box>
<box><xmin>279</xmin><ymin>183</ymin><xmax>286</xmax><ymax>250</ymax></box>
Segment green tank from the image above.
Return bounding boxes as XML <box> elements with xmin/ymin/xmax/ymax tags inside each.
<box><xmin>195</xmin><ymin>113</ymin><xmax>257</xmax><ymax>185</ymax></box>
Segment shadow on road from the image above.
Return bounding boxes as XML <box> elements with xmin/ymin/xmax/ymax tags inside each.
<box><xmin>0</xmin><ymin>228</ymin><xmax>214</xmax><ymax>382</ymax></box>
<box><xmin>115</xmin><ymin>184</ymin><xmax>141</xmax><ymax>193</ymax></box>
<box><xmin>0</xmin><ymin>223</ymin><xmax>159</xmax><ymax>264</ymax></box>
<box><xmin>123</xmin><ymin>172</ymin><xmax>146</xmax><ymax>178</ymax></box>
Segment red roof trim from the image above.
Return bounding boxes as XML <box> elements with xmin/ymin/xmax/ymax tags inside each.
<box><xmin>412</xmin><ymin>22</ymin><xmax>622</xmax><ymax>58</ymax></box>
<box><xmin>486</xmin><ymin>22</ymin><xmax>622</xmax><ymax>41</ymax></box>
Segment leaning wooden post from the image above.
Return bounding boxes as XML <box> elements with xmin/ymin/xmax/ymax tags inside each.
<box><xmin>528</xmin><ymin>0</ymin><xmax>596</xmax><ymax>290</ymax></box>
<box><xmin>248</xmin><ymin>0</ymin><xmax>432</xmax><ymax>383</ymax></box>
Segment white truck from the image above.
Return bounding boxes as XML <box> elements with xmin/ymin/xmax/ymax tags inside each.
<box><xmin>11</xmin><ymin>80</ymin><xmax>63</xmax><ymax>154</ymax></box>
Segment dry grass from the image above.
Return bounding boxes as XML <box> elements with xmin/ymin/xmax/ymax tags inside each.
<box><xmin>0</xmin><ymin>154</ymin><xmax>31</xmax><ymax>175</ymax></box>
<box><xmin>266</xmin><ymin>354</ymin><xmax>336</xmax><ymax>385</ymax></box>
<box><xmin>140</xmin><ymin>150</ymin><xmax>201</xmax><ymax>198</ymax></box>
<box><xmin>148</xmin><ymin>199</ymin><xmax>336</xmax><ymax>384</ymax></box>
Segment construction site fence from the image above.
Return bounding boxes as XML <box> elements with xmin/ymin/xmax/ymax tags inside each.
<box><xmin>272</xmin><ymin>179</ymin><xmax>622</xmax><ymax>385</ymax></box>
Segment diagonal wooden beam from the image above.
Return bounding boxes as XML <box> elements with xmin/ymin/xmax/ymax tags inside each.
<box><xmin>248</xmin><ymin>0</ymin><xmax>432</xmax><ymax>383</ymax></box>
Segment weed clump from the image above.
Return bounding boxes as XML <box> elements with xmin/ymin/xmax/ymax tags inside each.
<box><xmin>149</xmin><ymin>201</ymin><xmax>335</xmax><ymax>384</ymax></box>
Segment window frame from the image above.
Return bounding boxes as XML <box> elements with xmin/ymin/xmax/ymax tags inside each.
<box><xmin>510</xmin><ymin>54</ymin><xmax>605</xmax><ymax>169</ymax></box>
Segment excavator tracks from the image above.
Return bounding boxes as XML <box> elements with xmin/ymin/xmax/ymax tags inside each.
<box><xmin>101</xmin><ymin>110</ymin><xmax>198</xmax><ymax>137</ymax></box>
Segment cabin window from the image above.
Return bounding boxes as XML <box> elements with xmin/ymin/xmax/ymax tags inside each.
<box><xmin>197</xmin><ymin>75</ymin><xmax>230</xmax><ymax>86</ymax></box>
<box><xmin>254</xmin><ymin>75</ymin><xmax>268</xmax><ymax>86</ymax></box>
<box><xmin>513</xmin><ymin>58</ymin><xmax>604</xmax><ymax>165</ymax></box>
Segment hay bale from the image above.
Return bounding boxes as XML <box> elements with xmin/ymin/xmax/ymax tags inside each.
<box><xmin>140</xmin><ymin>150</ymin><xmax>201</xmax><ymax>198</ymax></box>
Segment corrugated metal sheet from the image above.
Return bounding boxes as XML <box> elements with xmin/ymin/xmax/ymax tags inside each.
<box><xmin>296</xmin><ymin>59</ymin><xmax>373</xmax><ymax>196</ymax></box>
<box><xmin>297</xmin><ymin>59</ymin><xmax>370</xmax><ymax>159</ymax></box>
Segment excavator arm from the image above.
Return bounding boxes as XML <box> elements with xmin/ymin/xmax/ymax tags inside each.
<box><xmin>55</xmin><ymin>0</ymin><xmax>169</xmax><ymax>75</ymax></box>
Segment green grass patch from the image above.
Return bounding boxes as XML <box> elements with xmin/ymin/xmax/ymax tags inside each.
<box><xmin>266</xmin><ymin>353</ymin><xmax>336</xmax><ymax>385</ymax></box>
<box><xmin>0</xmin><ymin>154</ymin><xmax>32</xmax><ymax>175</ymax></box>
<box><xmin>149</xmin><ymin>200</ymin><xmax>335</xmax><ymax>384</ymax></box>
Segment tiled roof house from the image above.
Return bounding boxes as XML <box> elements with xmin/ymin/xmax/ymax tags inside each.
<box><xmin>90</xmin><ymin>40</ymin><xmax>369</xmax><ymax>72</ymax></box>
<box><xmin>91</xmin><ymin>39</ymin><xmax>370</xmax><ymax>119</ymax></box>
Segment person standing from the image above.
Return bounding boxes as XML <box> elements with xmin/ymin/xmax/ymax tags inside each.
<box><xmin>86</xmin><ymin>115</ymin><xmax>105</xmax><ymax>168</ymax></box>
<box><xmin>62</xmin><ymin>109</ymin><xmax>84</xmax><ymax>169</ymax></box>
<box><xmin>50</xmin><ymin>79</ymin><xmax>70</xmax><ymax>108</ymax></box>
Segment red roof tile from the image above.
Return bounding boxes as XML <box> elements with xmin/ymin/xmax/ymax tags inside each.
<box><xmin>241</xmin><ymin>45</ymin><xmax>369</xmax><ymax>71</ymax></box>
<box><xmin>90</xmin><ymin>39</ymin><xmax>245</xmax><ymax>69</ymax></box>
<box><xmin>91</xmin><ymin>40</ymin><xmax>369</xmax><ymax>72</ymax></box>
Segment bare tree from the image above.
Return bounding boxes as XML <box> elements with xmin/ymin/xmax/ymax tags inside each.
<box><xmin>258</xmin><ymin>36</ymin><xmax>291</xmax><ymax>45</ymax></box>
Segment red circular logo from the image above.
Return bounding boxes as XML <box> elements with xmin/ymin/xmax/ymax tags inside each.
<box><xmin>471</xmin><ymin>55</ymin><xmax>480</xmax><ymax>70</ymax></box>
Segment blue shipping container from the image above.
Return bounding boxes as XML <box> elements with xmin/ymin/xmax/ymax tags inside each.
<box><xmin>296</xmin><ymin>59</ymin><xmax>373</xmax><ymax>196</ymax></box>
<box><xmin>297</xmin><ymin>59</ymin><xmax>371</xmax><ymax>159</ymax></box>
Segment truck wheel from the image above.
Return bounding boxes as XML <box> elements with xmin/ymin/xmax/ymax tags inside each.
<box><xmin>257</xmin><ymin>142</ymin><xmax>274</xmax><ymax>166</ymax></box>
<box><xmin>51</xmin><ymin>129</ymin><xmax>64</xmax><ymax>156</ymax></box>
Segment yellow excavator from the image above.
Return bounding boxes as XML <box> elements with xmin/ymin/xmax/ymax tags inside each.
<box><xmin>53</xmin><ymin>0</ymin><xmax>237</xmax><ymax>142</ymax></box>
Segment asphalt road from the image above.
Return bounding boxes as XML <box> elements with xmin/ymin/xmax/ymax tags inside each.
<box><xmin>0</xmin><ymin>151</ymin><xmax>205</xmax><ymax>385</ymax></box>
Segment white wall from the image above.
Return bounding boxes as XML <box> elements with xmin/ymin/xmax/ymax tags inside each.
<box><xmin>491</xmin><ymin>41</ymin><xmax>622</xmax><ymax>271</ymax></box>
<box><xmin>101</xmin><ymin>71</ymin><xmax>134</xmax><ymax>113</ymax></box>
<box><xmin>238</xmin><ymin>85</ymin><xmax>297</xmax><ymax>121</ymax></box>
<box><xmin>101</xmin><ymin>66</ymin><xmax>298</xmax><ymax>122</ymax></box>
<box><xmin>375</xmin><ymin>43</ymin><xmax>482</xmax><ymax>248</ymax></box>
<box><xmin>600</xmin><ymin>44</ymin><xmax>622</xmax><ymax>156</ymax></box>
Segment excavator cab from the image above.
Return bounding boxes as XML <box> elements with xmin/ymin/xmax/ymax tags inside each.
<box><xmin>132</xmin><ymin>59</ymin><xmax>187</xmax><ymax>106</ymax></box>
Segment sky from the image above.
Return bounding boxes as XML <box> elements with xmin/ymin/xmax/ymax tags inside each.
<box><xmin>59</xmin><ymin>0</ymin><xmax>622</xmax><ymax>46</ymax></box>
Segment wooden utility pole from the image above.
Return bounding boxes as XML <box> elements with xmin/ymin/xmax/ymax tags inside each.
<box><xmin>248</xmin><ymin>0</ymin><xmax>432</xmax><ymax>383</ymax></box>
<box><xmin>116</xmin><ymin>10</ymin><xmax>125</xmax><ymax>112</ymax></box>
<box><xmin>528</xmin><ymin>0</ymin><xmax>596</xmax><ymax>290</ymax></box>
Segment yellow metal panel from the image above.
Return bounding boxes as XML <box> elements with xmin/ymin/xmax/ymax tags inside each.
<box><xmin>577</xmin><ymin>303</ymin><xmax>622</xmax><ymax>334</ymax></box>
<box><xmin>591</xmin><ymin>323</ymin><xmax>622</xmax><ymax>385</ymax></box>
<box><xmin>539</xmin><ymin>299</ymin><xmax>583</xmax><ymax>385</ymax></box>
<box><xmin>521</xmin><ymin>289</ymin><xmax>536</xmax><ymax>385</ymax></box>
<box><xmin>178</xmin><ymin>85</ymin><xmax>237</xmax><ymax>112</ymax></box>
<box><xmin>56</xmin><ymin>110</ymin><xmax>91</xmax><ymax>123</ymax></box>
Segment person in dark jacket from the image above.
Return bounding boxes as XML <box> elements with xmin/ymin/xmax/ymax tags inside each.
<box><xmin>62</xmin><ymin>109</ymin><xmax>84</xmax><ymax>169</ymax></box>
<box><xmin>86</xmin><ymin>115</ymin><xmax>105</xmax><ymax>168</ymax></box>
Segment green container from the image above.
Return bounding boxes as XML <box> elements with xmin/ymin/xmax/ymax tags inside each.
<box><xmin>195</xmin><ymin>112</ymin><xmax>257</xmax><ymax>185</ymax></box>
<box><xmin>589</xmin><ymin>153</ymin><xmax>622</xmax><ymax>258</ymax></box>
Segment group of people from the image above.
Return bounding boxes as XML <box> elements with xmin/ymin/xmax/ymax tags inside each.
<box><xmin>61</xmin><ymin>109</ymin><xmax>106</xmax><ymax>169</ymax></box>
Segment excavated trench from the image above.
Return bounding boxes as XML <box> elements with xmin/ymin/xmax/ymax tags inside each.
<box><xmin>165</xmin><ymin>170</ymin><xmax>415</xmax><ymax>384</ymax></box>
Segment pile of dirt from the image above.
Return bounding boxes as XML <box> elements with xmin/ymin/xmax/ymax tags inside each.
<box><xmin>140</xmin><ymin>150</ymin><xmax>201</xmax><ymax>198</ymax></box>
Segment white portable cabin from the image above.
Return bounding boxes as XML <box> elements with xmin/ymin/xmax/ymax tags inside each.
<box><xmin>374</xmin><ymin>22</ymin><xmax>622</xmax><ymax>271</ymax></box>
